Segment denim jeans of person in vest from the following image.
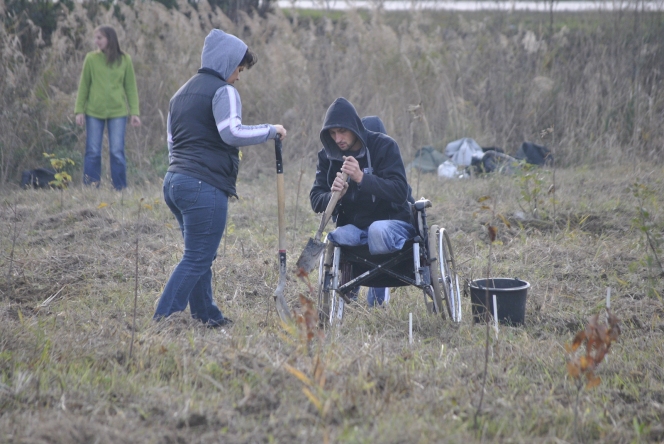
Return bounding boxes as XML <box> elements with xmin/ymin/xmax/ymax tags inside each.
<box><xmin>154</xmin><ymin>172</ymin><xmax>228</xmax><ymax>326</ymax></box>
<box><xmin>83</xmin><ymin>115</ymin><xmax>127</xmax><ymax>190</ymax></box>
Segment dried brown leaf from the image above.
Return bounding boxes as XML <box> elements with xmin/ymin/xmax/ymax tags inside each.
<box><xmin>579</xmin><ymin>355</ymin><xmax>592</xmax><ymax>371</ymax></box>
<box><xmin>498</xmin><ymin>213</ymin><xmax>511</xmax><ymax>228</ymax></box>
<box><xmin>588</xmin><ymin>314</ymin><xmax>599</xmax><ymax>329</ymax></box>
<box><xmin>297</xmin><ymin>294</ymin><xmax>319</xmax><ymax>343</ymax></box>
<box><xmin>609</xmin><ymin>324</ymin><xmax>621</xmax><ymax>341</ymax></box>
<box><xmin>594</xmin><ymin>347</ymin><xmax>607</xmax><ymax>365</ymax></box>
<box><xmin>570</xmin><ymin>331</ymin><xmax>586</xmax><ymax>352</ymax></box>
<box><xmin>585</xmin><ymin>373</ymin><xmax>601</xmax><ymax>390</ymax></box>
<box><xmin>596</xmin><ymin>323</ymin><xmax>609</xmax><ymax>345</ymax></box>
<box><xmin>567</xmin><ymin>361</ymin><xmax>581</xmax><ymax>379</ymax></box>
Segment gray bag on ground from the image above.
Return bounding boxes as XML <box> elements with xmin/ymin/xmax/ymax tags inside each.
<box><xmin>444</xmin><ymin>138</ymin><xmax>484</xmax><ymax>166</ymax></box>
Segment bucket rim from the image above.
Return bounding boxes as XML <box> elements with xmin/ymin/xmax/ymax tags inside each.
<box><xmin>469</xmin><ymin>277</ymin><xmax>530</xmax><ymax>291</ymax></box>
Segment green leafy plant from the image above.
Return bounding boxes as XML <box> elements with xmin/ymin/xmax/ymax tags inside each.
<box><xmin>514</xmin><ymin>162</ymin><xmax>551</xmax><ymax>220</ymax></box>
<box><xmin>43</xmin><ymin>153</ymin><xmax>74</xmax><ymax>189</ymax></box>
<box><xmin>43</xmin><ymin>153</ymin><xmax>74</xmax><ymax>208</ymax></box>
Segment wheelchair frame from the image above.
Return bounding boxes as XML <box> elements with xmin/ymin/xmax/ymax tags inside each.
<box><xmin>317</xmin><ymin>199</ymin><xmax>462</xmax><ymax>326</ymax></box>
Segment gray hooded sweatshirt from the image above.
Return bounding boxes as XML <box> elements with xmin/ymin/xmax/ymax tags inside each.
<box><xmin>167</xmin><ymin>29</ymin><xmax>277</xmax><ymax>196</ymax></box>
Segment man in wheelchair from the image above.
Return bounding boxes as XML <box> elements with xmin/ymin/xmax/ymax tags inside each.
<box><xmin>310</xmin><ymin>98</ymin><xmax>416</xmax><ymax>305</ymax></box>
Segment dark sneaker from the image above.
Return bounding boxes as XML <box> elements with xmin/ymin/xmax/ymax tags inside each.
<box><xmin>206</xmin><ymin>318</ymin><xmax>233</xmax><ymax>329</ymax></box>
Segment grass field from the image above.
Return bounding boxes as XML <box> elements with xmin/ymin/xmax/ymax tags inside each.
<box><xmin>1</xmin><ymin>161</ymin><xmax>663</xmax><ymax>443</ymax></box>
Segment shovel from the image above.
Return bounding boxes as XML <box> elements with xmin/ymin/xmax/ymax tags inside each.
<box><xmin>273</xmin><ymin>137</ymin><xmax>292</xmax><ymax>322</ymax></box>
<box><xmin>295</xmin><ymin>172</ymin><xmax>348</xmax><ymax>275</ymax></box>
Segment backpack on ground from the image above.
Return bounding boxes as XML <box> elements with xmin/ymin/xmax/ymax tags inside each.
<box><xmin>472</xmin><ymin>149</ymin><xmax>517</xmax><ymax>174</ymax></box>
<box><xmin>21</xmin><ymin>168</ymin><xmax>56</xmax><ymax>189</ymax></box>
<box><xmin>515</xmin><ymin>142</ymin><xmax>553</xmax><ymax>166</ymax></box>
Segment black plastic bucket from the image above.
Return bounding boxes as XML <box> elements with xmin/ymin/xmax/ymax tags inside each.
<box><xmin>469</xmin><ymin>278</ymin><xmax>530</xmax><ymax>326</ymax></box>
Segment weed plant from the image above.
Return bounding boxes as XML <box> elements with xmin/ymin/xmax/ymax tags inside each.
<box><xmin>43</xmin><ymin>153</ymin><xmax>75</xmax><ymax>208</ymax></box>
<box><xmin>514</xmin><ymin>162</ymin><xmax>551</xmax><ymax>220</ymax></box>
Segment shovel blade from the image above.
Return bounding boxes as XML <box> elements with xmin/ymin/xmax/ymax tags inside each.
<box><xmin>274</xmin><ymin>292</ymin><xmax>291</xmax><ymax>322</ymax></box>
<box><xmin>295</xmin><ymin>238</ymin><xmax>326</xmax><ymax>275</ymax></box>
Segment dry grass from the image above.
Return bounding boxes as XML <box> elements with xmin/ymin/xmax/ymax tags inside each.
<box><xmin>1</xmin><ymin>163</ymin><xmax>663</xmax><ymax>442</ymax></box>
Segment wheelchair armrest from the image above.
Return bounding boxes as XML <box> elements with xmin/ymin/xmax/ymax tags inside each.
<box><xmin>410</xmin><ymin>198</ymin><xmax>432</xmax><ymax>239</ymax></box>
<box><xmin>414</xmin><ymin>199</ymin><xmax>432</xmax><ymax>211</ymax></box>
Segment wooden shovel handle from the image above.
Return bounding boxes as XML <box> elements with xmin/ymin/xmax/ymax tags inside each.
<box><xmin>315</xmin><ymin>172</ymin><xmax>348</xmax><ymax>241</ymax></box>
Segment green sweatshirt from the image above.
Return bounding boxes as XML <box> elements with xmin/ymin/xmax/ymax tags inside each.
<box><xmin>74</xmin><ymin>51</ymin><xmax>140</xmax><ymax>118</ymax></box>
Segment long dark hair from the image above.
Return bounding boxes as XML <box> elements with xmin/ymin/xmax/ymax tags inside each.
<box><xmin>96</xmin><ymin>25</ymin><xmax>124</xmax><ymax>66</ymax></box>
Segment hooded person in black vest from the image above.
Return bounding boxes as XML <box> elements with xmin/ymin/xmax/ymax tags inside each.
<box><xmin>155</xmin><ymin>29</ymin><xmax>287</xmax><ymax>327</ymax></box>
<box><xmin>310</xmin><ymin>98</ymin><xmax>415</xmax><ymax>262</ymax></box>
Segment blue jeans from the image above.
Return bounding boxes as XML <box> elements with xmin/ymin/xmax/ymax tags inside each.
<box><xmin>154</xmin><ymin>172</ymin><xmax>228</xmax><ymax>325</ymax></box>
<box><xmin>367</xmin><ymin>287</ymin><xmax>390</xmax><ymax>307</ymax></box>
<box><xmin>327</xmin><ymin>220</ymin><xmax>417</xmax><ymax>255</ymax></box>
<box><xmin>84</xmin><ymin>115</ymin><xmax>127</xmax><ymax>190</ymax></box>
<box><xmin>348</xmin><ymin>286</ymin><xmax>390</xmax><ymax>306</ymax></box>
<box><xmin>329</xmin><ymin>220</ymin><xmax>414</xmax><ymax>307</ymax></box>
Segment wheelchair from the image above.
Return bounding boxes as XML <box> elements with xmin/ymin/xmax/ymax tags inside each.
<box><xmin>317</xmin><ymin>198</ymin><xmax>462</xmax><ymax>326</ymax></box>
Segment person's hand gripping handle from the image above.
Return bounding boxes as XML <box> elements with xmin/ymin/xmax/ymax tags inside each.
<box><xmin>315</xmin><ymin>172</ymin><xmax>348</xmax><ymax>242</ymax></box>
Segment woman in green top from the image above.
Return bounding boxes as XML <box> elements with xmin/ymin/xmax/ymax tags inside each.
<box><xmin>75</xmin><ymin>25</ymin><xmax>141</xmax><ymax>190</ymax></box>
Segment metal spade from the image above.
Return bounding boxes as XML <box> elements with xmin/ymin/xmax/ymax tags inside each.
<box><xmin>295</xmin><ymin>172</ymin><xmax>348</xmax><ymax>275</ymax></box>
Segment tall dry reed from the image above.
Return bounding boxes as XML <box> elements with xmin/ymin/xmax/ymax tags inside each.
<box><xmin>1</xmin><ymin>1</ymin><xmax>663</xmax><ymax>186</ymax></box>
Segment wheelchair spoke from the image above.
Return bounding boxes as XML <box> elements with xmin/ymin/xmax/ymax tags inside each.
<box><xmin>440</xmin><ymin>228</ymin><xmax>462</xmax><ymax>323</ymax></box>
<box><xmin>317</xmin><ymin>243</ymin><xmax>346</xmax><ymax>328</ymax></box>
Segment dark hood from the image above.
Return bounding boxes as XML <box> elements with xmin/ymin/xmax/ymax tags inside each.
<box><xmin>320</xmin><ymin>98</ymin><xmax>368</xmax><ymax>162</ymax></box>
<box><xmin>361</xmin><ymin>116</ymin><xmax>387</xmax><ymax>134</ymax></box>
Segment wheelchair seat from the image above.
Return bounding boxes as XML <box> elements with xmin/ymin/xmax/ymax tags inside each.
<box><xmin>334</xmin><ymin>198</ymin><xmax>431</xmax><ymax>289</ymax></box>
<box><xmin>336</xmin><ymin>240</ymin><xmax>420</xmax><ymax>288</ymax></box>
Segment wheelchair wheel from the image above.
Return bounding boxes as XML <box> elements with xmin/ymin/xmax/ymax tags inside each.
<box><xmin>438</xmin><ymin>227</ymin><xmax>462</xmax><ymax>323</ymax></box>
<box><xmin>428</xmin><ymin>225</ymin><xmax>448</xmax><ymax>319</ymax></box>
<box><xmin>317</xmin><ymin>243</ymin><xmax>344</xmax><ymax>327</ymax></box>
